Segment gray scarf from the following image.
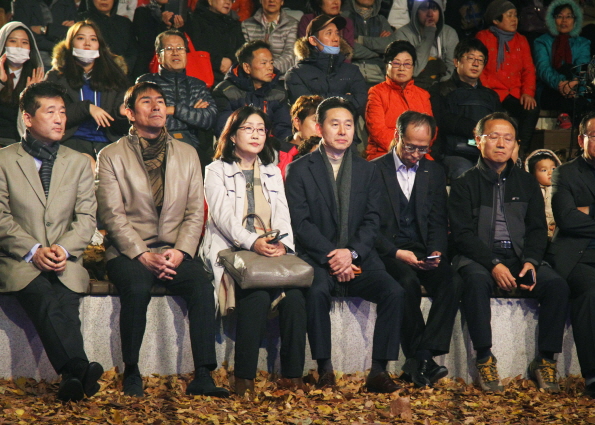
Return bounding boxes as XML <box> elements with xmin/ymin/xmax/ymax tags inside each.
<box><xmin>489</xmin><ymin>26</ymin><xmax>515</xmax><ymax>71</ymax></box>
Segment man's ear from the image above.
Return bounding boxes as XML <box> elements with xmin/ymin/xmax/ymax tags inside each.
<box><xmin>578</xmin><ymin>134</ymin><xmax>587</xmax><ymax>150</ymax></box>
<box><xmin>242</xmin><ymin>62</ymin><xmax>251</xmax><ymax>75</ymax></box>
<box><xmin>315</xmin><ymin>121</ymin><xmax>322</xmax><ymax>137</ymax></box>
<box><xmin>308</xmin><ymin>36</ymin><xmax>318</xmax><ymax>48</ymax></box>
<box><xmin>22</xmin><ymin>112</ymin><xmax>33</xmax><ymax>129</ymax></box>
<box><xmin>124</xmin><ymin>108</ymin><xmax>135</xmax><ymax>123</ymax></box>
<box><xmin>453</xmin><ymin>58</ymin><xmax>459</xmax><ymax>68</ymax></box>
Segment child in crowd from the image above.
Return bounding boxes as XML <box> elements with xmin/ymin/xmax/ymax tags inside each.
<box><xmin>525</xmin><ymin>149</ymin><xmax>562</xmax><ymax>238</ymax></box>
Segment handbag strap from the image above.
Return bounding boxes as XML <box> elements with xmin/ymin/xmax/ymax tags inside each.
<box><xmin>184</xmin><ymin>33</ymin><xmax>196</xmax><ymax>53</ymax></box>
<box><xmin>242</xmin><ymin>213</ymin><xmax>278</xmax><ymax>239</ymax></box>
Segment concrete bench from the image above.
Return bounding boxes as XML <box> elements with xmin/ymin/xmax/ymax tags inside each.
<box><xmin>0</xmin><ymin>291</ymin><xmax>580</xmax><ymax>383</ymax></box>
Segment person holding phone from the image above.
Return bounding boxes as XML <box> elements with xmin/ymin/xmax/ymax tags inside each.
<box><xmin>372</xmin><ymin>111</ymin><xmax>461</xmax><ymax>389</ymax></box>
<box><xmin>199</xmin><ymin>105</ymin><xmax>307</xmax><ymax>396</ymax></box>
<box><xmin>448</xmin><ymin>112</ymin><xmax>569</xmax><ymax>393</ymax></box>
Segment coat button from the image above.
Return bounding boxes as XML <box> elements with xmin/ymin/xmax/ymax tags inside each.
<box><xmin>579</xmin><ymin>251</ymin><xmax>584</xmax><ymax>254</ymax></box>
<box><xmin>46</xmin><ymin>222</ymin><xmax>51</xmax><ymax>227</ymax></box>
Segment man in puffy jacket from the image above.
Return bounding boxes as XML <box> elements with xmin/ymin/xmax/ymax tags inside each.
<box><xmin>138</xmin><ymin>30</ymin><xmax>217</xmax><ymax>165</ymax></box>
<box><xmin>213</xmin><ymin>40</ymin><xmax>292</xmax><ymax>140</ymax></box>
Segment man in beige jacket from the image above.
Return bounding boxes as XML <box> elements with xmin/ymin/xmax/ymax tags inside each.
<box><xmin>97</xmin><ymin>82</ymin><xmax>228</xmax><ymax>398</ymax></box>
<box><xmin>0</xmin><ymin>82</ymin><xmax>103</xmax><ymax>402</ymax></box>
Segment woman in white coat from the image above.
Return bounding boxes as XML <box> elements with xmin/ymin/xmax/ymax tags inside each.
<box><xmin>200</xmin><ymin>106</ymin><xmax>307</xmax><ymax>396</ymax></box>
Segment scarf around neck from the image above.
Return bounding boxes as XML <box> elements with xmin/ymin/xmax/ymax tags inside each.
<box><xmin>132</xmin><ymin>127</ymin><xmax>167</xmax><ymax>208</ymax></box>
<box><xmin>552</xmin><ymin>33</ymin><xmax>572</xmax><ymax>70</ymax></box>
<box><xmin>21</xmin><ymin>132</ymin><xmax>59</xmax><ymax>198</ymax></box>
<box><xmin>489</xmin><ymin>26</ymin><xmax>514</xmax><ymax>71</ymax></box>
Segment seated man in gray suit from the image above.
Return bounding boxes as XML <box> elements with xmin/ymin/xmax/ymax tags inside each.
<box><xmin>0</xmin><ymin>81</ymin><xmax>103</xmax><ymax>402</ymax></box>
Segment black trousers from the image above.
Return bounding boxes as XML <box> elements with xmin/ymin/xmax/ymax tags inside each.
<box><xmin>502</xmin><ymin>94</ymin><xmax>540</xmax><ymax>153</ymax></box>
<box><xmin>383</xmin><ymin>257</ymin><xmax>461</xmax><ymax>358</ymax></box>
<box><xmin>106</xmin><ymin>256</ymin><xmax>217</xmax><ymax>370</ymax></box>
<box><xmin>459</xmin><ymin>248</ymin><xmax>569</xmax><ymax>354</ymax></box>
<box><xmin>566</xmin><ymin>255</ymin><xmax>595</xmax><ymax>376</ymax></box>
<box><xmin>306</xmin><ymin>264</ymin><xmax>404</xmax><ymax>361</ymax></box>
<box><xmin>234</xmin><ymin>287</ymin><xmax>306</xmax><ymax>380</ymax></box>
<box><xmin>15</xmin><ymin>272</ymin><xmax>87</xmax><ymax>374</ymax></box>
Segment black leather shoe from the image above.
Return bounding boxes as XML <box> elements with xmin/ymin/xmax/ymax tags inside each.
<box><xmin>234</xmin><ymin>377</ymin><xmax>255</xmax><ymax>396</ymax></box>
<box><xmin>316</xmin><ymin>371</ymin><xmax>336</xmax><ymax>388</ymax></box>
<box><xmin>57</xmin><ymin>375</ymin><xmax>85</xmax><ymax>402</ymax></box>
<box><xmin>82</xmin><ymin>362</ymin><xmax>104</xmax><ymax>397</ymax></box>
<box><xmin>123</xmin><ymin>372</ymin><xmax>144</xmax><ymax>397</ymax></box>
<box><xmin>426</xmin><ymin>359</ymin><xmax>449</xmax><ymax>385</ymax></box>
<box><xmin>401</xmin><ymin>358</ymin><xmax>431</xmax><ymax>388</ymax></box>
<box><xmin>585</xmin><ymin>382</ymin><xmax>595</xmax><ymax>398</ymax></box>
<box><xmin>187</xmin><ymin>375</ymin><xmax>230</xmax><ymax>397</ymax></box>
<box><xmin>365</xmin><ymin>371</ymin><xmax>401</xmax><ymax>393</ymax></box>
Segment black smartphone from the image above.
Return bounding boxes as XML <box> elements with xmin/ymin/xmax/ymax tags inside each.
<box><xmin>517</xmin><ymin>269</ymin><xmax>536</xmax><ymax>286</ymax></box>
<box><xmin>268</xmin><ymin>233</ymin><xmax>288</xmax><ymax>244</ymax></box>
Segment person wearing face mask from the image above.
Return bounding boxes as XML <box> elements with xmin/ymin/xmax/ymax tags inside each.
<box><xmin>285</xmin><ymin>15</ymin><xmax>367</xmax><ymax>117</ymax></box>
<box><xmin>45</xmin><ymin>21</ymin><xmax>129</xmax><ymax>158</ymax></box>
<box><xmin>0</xmin><ymin>22</ymin><xmax>44</xmax><ymax>146</ymax></box>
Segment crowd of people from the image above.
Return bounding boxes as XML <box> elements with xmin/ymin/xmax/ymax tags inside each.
<box><xmin>0</xmin><ymin>0</ymin><xmax>595</xmax><ymax>405</ymax></box>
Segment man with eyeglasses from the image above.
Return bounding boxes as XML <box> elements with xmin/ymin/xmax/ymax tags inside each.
<box><xmin>448</xmin><ymin>112</ymin><xmax>569</xmax><ymax>393</ymax></box>
<box><xmin>97</xmin><ymin>82</ymin><xmax>229</xmax><ymax>398</ymax></box>
<box><xmin>429</xmin><ymin>38</ymin><xmax>503</xmax><ymax>180</ymax></box>
<box><xmin>547</xmin><ymin>111</ymin><xmax>595</xmax><ymax>399</ymax></box>
<box><xmin>372</xmin><ymin>111</ymin><xmax>461</xmax><ymax>388</ymax></box>
<box><xmin>137</xmin><ymin>29</ymin><xmax>217</xmax><ymax>168</ymax></box>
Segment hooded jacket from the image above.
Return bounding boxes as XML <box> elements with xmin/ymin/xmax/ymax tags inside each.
<box><xmin>342</xmin><ymin>0</ymin><xmax>393</xmax><ymax>84</ymax></box>
<box><xmin>137</xmin><ymin>67</ymin><xmax>218</xmax><ymax>148</ymax></box>
<box><xmin>0</xmin><ymin>22</ymin><xmax>43</xmax><ymax>141</ymax></box>
<box><xmin>285</xmin><ymin>37</ymin><xmax>368</xmax><ymax>117</ymax></box>
<box><xmin>77</xmin><ymin>0</ymin><xmax>138</xmax><ymax>75</ymax></box>
<box><xmin>187</xmin><ymin>4</ymin><xmax>245</xmax><ymax>84</ymax></box>
<box><xmin>524</xmin><ymin>148</ymin><xmax>562</xmax><ymax>239</ymax></box>
<box><xmin>534</xmin><ymin>0</ymin><xmax>591</xmax><ymax>91</ymax></box>
<box><xmin>360</xmin><ymin>0</ymin><xmax>458</xmax><ymax>84</ymax></box>
<box><xmin>241</xmin><ymin>8</ymin><xmax>298</xmax><ymax>75</ymax></box>
<box><xmin>213</xmin><ymin>63</ymin><xmax>291</xmax><ymax>140</ymax></box>
<box><xmin>45</xmin><ymin>41</ymin><xmax>129</xmax><ymax>143</ymax></box>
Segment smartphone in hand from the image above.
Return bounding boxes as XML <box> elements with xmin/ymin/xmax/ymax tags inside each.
<box><xmin>517</xmin><ymin>269</ymin><xmax>536</xmax><ymax>287</ymax></box>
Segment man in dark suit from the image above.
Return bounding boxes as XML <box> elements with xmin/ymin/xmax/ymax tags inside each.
<box><xmin>286</xmin><ymin>97</ymin><xmax>404</xmax><ymax>393</ymax></box>
<box><xmin>372</xmin><ymin>111</ymin><xmax>460</xmax><ymax>388</ymax></box>
<box><xmin>548</xmin><ymin>111</ymin><xmax>595</xmax><ymax>398</ymax></box>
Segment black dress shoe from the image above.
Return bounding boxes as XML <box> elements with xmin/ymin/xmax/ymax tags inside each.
<box><xmin>57</xmin><ymin>376</ymin><xmax>85</xmax><ymax>402</ymax></box>
<box><xmin>187</xmin><ymin>375</ymin><xmax>229</xmax><ymax>397</ymax></box>
<box><xmin>426</xmin><ymin>358</ymin><xmax>448</xmax><ymax>384</ymax></box>
<box><xmin>316</xmin><ymin>371</ymin><xmax>336</xmax><ymax>388</ymax></box>
<box><xmin>401</xmin><ymin>358</ymin><xmax>431</xmax><ymax>388</ymax></box>
<box><xmin>365</xmin><ymin>371</ymin><xmax>401</xmax><ymax>393</ymax></box>
<box><xmin>585</xmin><ymin>382</ymin><xmax>595</xmax><ymax>398</ymax></box>
<box><xmin>234</xmin><ymin>378</ymin><xmax>255</xmax><ymax>396</ymax></box>
<box><xmin>82</xmin><ymin>362</ymin><xmax>104</xmax><ymax>397</ymax></box>
<box><xmin>123</xmin><ymin>372</ymin><xmax>144</xmax><ymax>397</ymax></box>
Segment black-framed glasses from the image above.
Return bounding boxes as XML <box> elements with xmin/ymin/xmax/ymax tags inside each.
<box><xmin>462</xmin><ymin>55</ymin><xmax>485</xmax><ymax>65</ymax></box>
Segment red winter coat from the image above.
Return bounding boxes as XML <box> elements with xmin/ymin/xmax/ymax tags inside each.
<box><xmin>365</xmin><ymin>78</ymin><xmax>433</xmax><ymax>160</ymax></box>
<box><xmin>475</xmin><ymin>29</ymin><xmax>536</xmax><ymax>102</ymax></box>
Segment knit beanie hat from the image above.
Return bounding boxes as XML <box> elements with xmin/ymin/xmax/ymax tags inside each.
<box><xmin>484</xmin><ymin>0</ymin><xmax>516</xmax><ymax>24</ymax></box>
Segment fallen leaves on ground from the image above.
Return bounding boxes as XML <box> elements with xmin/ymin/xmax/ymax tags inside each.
<box><xmin>0</xmin><ymin>368</ymin><xmax>593</xmax><ymax>424</ymax></box>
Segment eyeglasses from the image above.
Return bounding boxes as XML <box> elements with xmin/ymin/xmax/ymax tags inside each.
<box><xmin>481</xmin><ymin>132</ymin><xmax>516</xmax><ymax>143</ymax></box>
<box><xmin>555</xmin><ymin>14</ymin><xmax>575</xmax><ymax>20</ymax></box>
<box><xmin>390</xmin><ymin>61</ymin><xmax>414</xmax><ymax>69</ymax></box>
<box><xmin>583</xmin><ymin>134</ymin><xmax>595</xmax><ymax>141</ymax></box>
<box><xmin>462</xmin><ymin>55</ymin><xmax>485</xmax><ymax>65</ymax></box>
<box><xmin>160</xmin><ymin>46</ymin><xmax>186</xmax><ymax>54</ymax></box>
<box><xmin>239</xmin><ymin>126</ymin><xmax>267</xmax><ymax>136</ymax></box>
<box><xmin>402</xmin><ymin>143</ymin><xmax>430</xmax><ymax>154</ymax></box>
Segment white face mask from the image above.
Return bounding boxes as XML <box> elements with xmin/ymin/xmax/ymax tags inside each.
<box><xmin>73</xmin><ymin>48</ymin><xmax>100</xmax><ymax>65</ymax></box>
<box><xmin>5</xmin><ymin>47</ymin><xmax>30</xmax><ymax>65</ymax></box>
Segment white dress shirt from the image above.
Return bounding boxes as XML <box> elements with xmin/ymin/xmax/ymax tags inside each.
<box><xmin>392</xmin><ymin>148</ymin><xmax>418</xmax><ymax>200</ymax></box>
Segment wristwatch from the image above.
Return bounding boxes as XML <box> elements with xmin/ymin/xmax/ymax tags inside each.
<box><xmin>350</xmin><ymin>250</ymin><xmax>359</xmax><ymax>261</ymax></box>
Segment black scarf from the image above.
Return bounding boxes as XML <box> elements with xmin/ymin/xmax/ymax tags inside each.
<box><xmin>21</xmin><ymin>132</ymin><xmax>59</xmax><ymax>198</ymax></box>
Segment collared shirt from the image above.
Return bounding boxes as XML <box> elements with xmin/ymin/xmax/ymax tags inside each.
<box><xmin>392</xmin><ymin>148</ymin><xmax>418</xmax><ymax>200</ymax></box>
<box><xmin>11</xmin><ymin>68</ymin><xmax>22</xmax><ymax>88</ymax></box>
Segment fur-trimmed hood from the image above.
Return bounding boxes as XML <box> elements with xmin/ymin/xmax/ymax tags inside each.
<box><xmin>524</xmin><ymin>148</ymin><xmax>563</xmax><ymax>173</ymax></box>
<box><xmin>545</xmin><ymin>0</ymin><xmax>583</xmax><ymax>37</ymax></box>
<box><xmin>51</xmin><ymin>39</ymin><xmax>129</xmax><ymax>75</ymax></box>
<box><xmin>293</xmin><ymin>36</ymin><xmax>353</xmax><ymax>61</ymax></box>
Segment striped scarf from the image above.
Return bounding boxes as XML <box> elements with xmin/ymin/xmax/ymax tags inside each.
<box><xmin>21</xmin><ymin>132</ymin><xmax>59</xmax><ymax>198</ymax></box>
<box><xmin>132</xmin><ymin>128</ymin><xmax>167</xmax><ymax>208</ymax></box>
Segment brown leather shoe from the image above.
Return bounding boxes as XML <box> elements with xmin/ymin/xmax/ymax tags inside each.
<box><xmin>365</xmin><ymin>371</ymin><xmax>401</xmax><ymax>393</ymax></box>
<box><xmin>278</xmin><ymin>377</ymin><xmax>307</xmax><ymax>391</ymax></box>
<box><xmin>234</xmin><ymin>377</ymin><xmax>254</xmax><ymax>396</ymax></box>
<box><xmin>316</xmin><ymin>371</ymin><xmax>336</xmax><ymax>388</ymax></box>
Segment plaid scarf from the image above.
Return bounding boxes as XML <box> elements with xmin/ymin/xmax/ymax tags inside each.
<box><xmin>21</xmin><ymin>132</ymin><xmax>59</xmax><ymax>198</ymax></box>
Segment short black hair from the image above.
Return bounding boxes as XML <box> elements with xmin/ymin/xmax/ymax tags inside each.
<box><xmin>390</xmin><ymin>111</ymin><xmax>436</xmax><ymax>150</ymax></box>
<box><xmin>553</xmin><ymin>3</ymin><xmax>574</xmax><ymax>18</ymax></box>
<box><xmin>124</xmin><ymin>82</ymin><xmax>167</xmax><ymax>111</ymax></box>
<box><xmin>236</xmin><ymin>40</ymin><xmax>271</xmax><ymax>67</ymax></box>
<box><xmin>214</xmin><ymin>105</ymin><xmax>275</xmax><ymax>165</ymax></box>
<box><xmin>383</xmin><ymin>40</ymin><xmax>417</xmax><ymax>66</ymax></box>
<box><xmin>19</xmin><ymin>81</ymin><xmax>66</xmax><ymax>116</ymax></box>
<box><xmin>454</xmin><ymin>38</ymin><xmax>488</xmax><ymax>62</ymax></box>
<box><xmin>316</xmin><ymin>96</ymin><xmax>357</xmax><ymax>125</ymax></box>
<box><xmin>528</xmin><ymin>153</ymin><xmax>557</xmax><ymax>175</ymax></box>
<box><xmin>579</xmin><ymin>111</ymin><xmax>595</xmax><ymax>136</ymax></box>
<box><xmin>474</xmin><ymin>112</ymin><xmax>517</xmax><ymax>138</ymax></box>
<box><xmin>155</xmin><ymin>29</ymin><xmax>189</xmax><ymax>55</ymax></box>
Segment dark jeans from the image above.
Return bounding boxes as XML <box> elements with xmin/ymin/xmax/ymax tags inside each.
<box><xmin>15</xmin><ymin>272</ymin><xmax>87</xmax><ymax>374</ymax></box>
<box><xmin>306</xmin><ymin>263</ymin><xmax>404</xmax><ymax>361</ymax></box>
<box><xmin>459</xmin><ymin>248</ymin><xmax>569</xmax><ymax>354</ymax></box>
<box><xmin>383</xmin><ymin>256</ymin><xmax>461</xmax><ymax>358</ymax></box>
<box><xmin>234</xmin><ymin>287</ymin><xmax>306</xmax><ymax>380</ymax></box>
<box><xmin>106</xmin><ymin>256</ymin><xmax>217</xmax><ymax>370</ymax></box>
<box><xmin>502</xmin><ymin>94</ymin><xmax>540</xmax><ymax>154</ymax></box>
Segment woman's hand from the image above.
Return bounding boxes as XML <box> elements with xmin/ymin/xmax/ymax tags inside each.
<box><xmin>90</xmin><ymin>104</ymin><xmax>114</xmax><ymax>128</ymax></box>
<box><xmin>26</xmin><ymin>67</ymin><xmax>45</xmax><ymax>87</ymax></box>
<box><xmin>520</xmin><ymin>94</ymin><xmax>537</xmax><ymax>110</ymax></box>
<box><xmin>253</xmin><ymin>237</ymin><xmax>285</xmax><ymax>257</ymax></box>
<box><xmin>0</xmin><ymin>54</ymin><xmax>7</xmax><ymax>84</ymax></box>
<box><xmin>558</xmin><ymin>80</ymin><xmax>578</xmax><ymax>98</ymax></box>
<box><xmin>220</xmin><ymin>57</ymin><xmax>232</xmax><ymax>74</ymax></box>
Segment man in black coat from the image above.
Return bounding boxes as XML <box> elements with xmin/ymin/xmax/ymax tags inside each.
<box><xmin>548</xmin><ymin>111</ymin><xmax>595</xmax><ymax>398</ymax></box>
<box><xmin>448</xmin><ymin>112</ymin><xmax>569</xmax><ymax>393</ymax></box>
<box><xmin>372</xmin><ymin>111</ymin><xmax>460</xmax><ymax>388</ymax></box>
<box><xmin>286</xmin><ymin>97</ymin><xmax>404</xmax><ymax>393</ymax></box>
